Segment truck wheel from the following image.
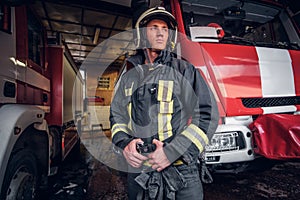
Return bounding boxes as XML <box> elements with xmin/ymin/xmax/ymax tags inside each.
<box><xmin>0</xmin><ymin>150</ymin><xmax>38</xmax><ymax>200</ymax></box>
<box><xmin>66</xmin><ymin>138</ymin><xmax>81</xmax><ymax>162</ymax></box>
<box><xmin>49</xmin><ymin>127</ymin><xmax>62</xmax><ymax>162</ymax></box>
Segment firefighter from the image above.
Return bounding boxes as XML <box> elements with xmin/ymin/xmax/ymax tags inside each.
<box><xmin>110</xmin><ymin>7</ymin><xmax>219</xmax><ymax>200</ymax></box>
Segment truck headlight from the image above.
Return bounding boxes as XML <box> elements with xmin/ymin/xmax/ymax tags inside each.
<box><xmin>206</xmin><ymin>132</ymin><xmax>239</xmax><ymax>152</ymax></box>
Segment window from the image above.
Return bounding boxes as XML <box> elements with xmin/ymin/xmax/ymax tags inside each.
<box><xmin>97</xmin><ymin>77</ymin><xmax>110</xmax><ymax>89</ymax></box>
<box><xmin>27</xmin><ymin>8</ymin><xmax>44</xmax><ymax>66</ymax></box>
<box><xmin>0</xmin><ymin>5</ymin><xmax>11</xmax><ymax>33</ymax></box>
<box><xmin>181</xmin><ymin>0</ymin><xmax>298</xmax><ymax>49</ymax></box>
<box><xmin>243</xmin><ymin>16</ymin><xmax>289</xmax><ymax>45</ymax></box>
<box><xmin>4</xmin><ymin>81</ymin><xmax>16</xmax><ymax>98</ymax></box>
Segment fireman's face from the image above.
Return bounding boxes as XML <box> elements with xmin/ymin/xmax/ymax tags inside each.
<box><xmin>146</xmin><ymin>19</ymin><xmax>169</xmax><ymax>50</ymax></box>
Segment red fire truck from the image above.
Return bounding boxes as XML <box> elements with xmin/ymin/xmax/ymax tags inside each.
<box><xmin>163</xmin><ymin>0</ymin><xmax>300</xmax><ymax>173</ymax></box>
<box><xmin>0</xmin><ymin>5</ymin><xmax>84</xmax><ymax>199</ymax></box>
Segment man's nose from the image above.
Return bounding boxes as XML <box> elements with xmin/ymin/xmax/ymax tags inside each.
<box><xmin>156</xmin><ymin>28</ymin><xmax>165</xmax><ymax>36</ymax></box>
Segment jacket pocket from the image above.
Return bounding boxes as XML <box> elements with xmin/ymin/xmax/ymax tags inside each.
<box><xmin>157</xmin><ymin>80</ymin><xmax>174</xmax><ymax>102</ymax></box>
<box><xmin>159</xmin><ymin>100</ymin><xmax>174</xmax><ymax>114</ymax></box>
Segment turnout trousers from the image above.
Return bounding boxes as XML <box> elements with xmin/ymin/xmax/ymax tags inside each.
<box><xmin>127</xmin><ymin>163</ymin><xmax>203</xmax><ymax>200</ymax></box>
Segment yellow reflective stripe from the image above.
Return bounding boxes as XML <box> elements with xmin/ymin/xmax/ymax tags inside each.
<box><xmin>168</xmin><ymin>101</ymin><xmax>173</xmax><ymax>113</ymax></box>
<box><xmin>159</xmin><ymin>100</ymin><xmax>173</xmax><ymax>113</ymax></box>
<box><xmin>182</xmin><ymin>131</ymin><xmax>204</xmax><ymax>152</ymax></box>
<box><xmin>111</xmin><ymin>123</ymin><xmax>130</xmax><ymax>138</ymax></box>
<box><xmin>158</xmin><ymin>81</ymin><xmax>164</xmax><ymax>101</ymax></box>
<box><xmin>158</xmin><ymin>113</ymin><xmax>172</xmax><ymax>141</ymax></box>
<box><xmin>157</xmin><ymin>80</ymin><xmax>174</xmax><ymax>141</ymax></box>
<box><xmin>166</xmin><ymin>114</ymin><xmax>172</xmax><ymax>138</ymax></box>
<box><xmin>182</xmin><ymin>124</ymin><xmax>209</xmax><ymax>152</ymax></box>
<box><xmin>143</xmin><ymin>158</ymin><xmax>184</xmax><ymax>167</ymax></box>
<box><xmin>127</xmin><ymin>102</ymin><xmax>132</xmax><ymax>130</ymax></box>
<box><xmin>173</xmin><ymin>159</ymin><xmax>184</xmax><ymax>165</ymax></box>
<box><xmin>159</xmin><ymin>102</ymin><xmax>165</xmax><ymax>113</ymax></box>
<box><xmin>143</xmin><ymin>160</ymin><xmax>151</xmax><ymax>167</ymax></box>
<box><xmin>125</xmin><ymin>82</ymin><xmax>134</xmax><ymax>96</ymax></box>
<box><xmin>189</xmin><ymin>124</ymin><xmax>209</xmax><ymax>144</ymax></box>
<box><xmin>124</xmin><ymin>82</ymin><xmax>134</xmax><ymax>130</ymax></box>
<box><xmin>158</xmin><ymin>80</ymin><xmax>173</xmax><ymax>102</ymax></box>
<box><xmin>166</xmin><ymin>81</ymin><xmax>173</xmax><ymax>101</ymax></box>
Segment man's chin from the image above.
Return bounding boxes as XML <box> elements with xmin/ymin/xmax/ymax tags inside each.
<box><xmin>151</xmin><ymin>45</ymin><xmax>166</xmax><ymax>51</ymax></box>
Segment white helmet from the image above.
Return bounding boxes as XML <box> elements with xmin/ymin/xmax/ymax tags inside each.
<box><xmin>134</xmin><ymin>7</ymin><xmax>178</xmax><ymax>50</ymax></box>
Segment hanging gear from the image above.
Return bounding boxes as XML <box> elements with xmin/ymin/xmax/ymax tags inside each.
<box><xmin>134</xmin><ymin>7</ymin><xmax>178</xmax><ymax>50</ymax></box>
<box><xmin>207</xmin><ymin>23</ymin><xmax>225</xmax><ymax>39</ymax></box>
<box><xmin>199</xmin><ymin>153</ymin><xmax>213</xmax><ymax>184</ymax></box>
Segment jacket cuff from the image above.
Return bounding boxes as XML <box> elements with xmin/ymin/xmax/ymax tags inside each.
<box><xmin>118</xmin><ymin>138</ymin><xmax>135</xmax><ymax>150</ymax></box>
<box><xmin>112</xmin><ymin>131</ymin><xmax>134</xmax><ymax>150</ymax></box>
<box><xmin>163</xmin><ymin>134</ymin><xmax>192</xmax><ymax>163</ymax></box>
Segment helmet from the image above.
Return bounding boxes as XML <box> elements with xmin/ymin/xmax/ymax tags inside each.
<box><xmin>207</xmin><ymin>23</ymin><xmax>225</xmax><ymax>39</ymax></box>
<box><xmin>134</xmin><ymin>7</ymin><xmax>178</xmax><ymax>50</ymax></box>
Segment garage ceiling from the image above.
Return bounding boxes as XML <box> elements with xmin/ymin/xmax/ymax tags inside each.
<box><xmin>31</xmin><ymin>0</ymin><xmax>135</xmax><ymax>73</ymax></box>
<box><xmin>27</xmin><ymin>0</ymin><xmax>300</xmax><ymax>73</ymax></box>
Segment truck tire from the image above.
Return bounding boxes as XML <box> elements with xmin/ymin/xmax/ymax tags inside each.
<box><xmin>0</xmin><ymin>150</ymin><xmax>38</xmax><ymax>200</ymax></box>
<box><xmin>66</xmin><ymin>138</ymin><xmax>81</xmax><ymax>162</ymax></box>
<box><xmin>49</xmin><ymin>127</ymin><xmax>62</xmax><ymax>163</ymax></box>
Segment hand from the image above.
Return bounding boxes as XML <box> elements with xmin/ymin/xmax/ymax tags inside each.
<box><xmin>123</xmin><ymin>139</ymin><xmax>148</xmax><ymax>168</ymax></box>
<box><xmin>148</xmin><ymin>139</ymin><xmax>171</xmax><ymax>172</ymax></box>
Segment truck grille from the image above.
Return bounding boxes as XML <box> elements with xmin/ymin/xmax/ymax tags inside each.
<box><xmin>242</xmin><ymin>96</ymin><xmax>300</xmax><ymax>108</ymax></box>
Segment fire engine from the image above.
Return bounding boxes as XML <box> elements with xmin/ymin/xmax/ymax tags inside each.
<box><xmin>129</xmin><ymin>0</ymin><xmax>300</xmax><ymax>173</ymax></box>
<box><xmin>0</xmin><ymin>4</ymin><xmax>84</xmax><ymax>199</ymax></box>
<box><xmin>163</xmin><ymin>0</ymin><xmax>300</xmax><ymax>173</ymax></box>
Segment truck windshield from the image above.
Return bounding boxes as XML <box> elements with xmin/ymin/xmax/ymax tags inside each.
<box><xmin>181</xmin><ymin>0</ymin><xmax>300</xmax><ymax>49</ymax></box>
<box><xmin>0</xmin><ymin>6</ymin><xmax>11</xmax><ymax>33</ymax></box>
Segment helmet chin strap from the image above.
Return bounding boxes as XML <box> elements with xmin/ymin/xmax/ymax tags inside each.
<box><xmin>144</xmin><ymin>48</ymin><xmax>154</xmax><ymax>64</ymax></box>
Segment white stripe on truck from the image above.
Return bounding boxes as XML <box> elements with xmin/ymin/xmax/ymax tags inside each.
<box><xmin>256</xmin><ymin>47</ymin><xmax>297</xmax><ymax>113</ymax></box>
<box><xmin>256</xmin><ymin>47</ymin><xmax>295</xmax><ymax>97</ymax></box>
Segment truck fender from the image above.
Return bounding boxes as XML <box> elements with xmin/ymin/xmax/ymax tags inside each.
<box><xmin>0</xmin><ymin>104</ymin><xmax>46</xmax><ymax>192</ymax></box>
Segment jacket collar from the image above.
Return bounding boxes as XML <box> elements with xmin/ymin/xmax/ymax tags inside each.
<box><xmin>127</xmin><ymin>49</ymin><xmax>173</xmax><ymax>67</ymax></box>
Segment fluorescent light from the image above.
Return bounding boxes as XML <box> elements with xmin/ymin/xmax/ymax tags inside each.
<box><xmin>93</xmin><ymin>27</ymin><xmax>101</xmax><ymax>44</ymax></box>
<box><xmin>9</xmin><ymin>57</ymin><xmax>26</xmax><ymax>67</ymax></box>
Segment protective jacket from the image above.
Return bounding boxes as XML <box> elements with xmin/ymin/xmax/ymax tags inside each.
<box><xmin>110</xmin><ymin>49</ymin><xmax>219</xmax><ymax>164</ymax></box>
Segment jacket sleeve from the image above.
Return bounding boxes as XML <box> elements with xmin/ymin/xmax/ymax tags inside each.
<box><xmin>110</xmin><ymin>76</ymin><xmax>134</xmax><ymax>150</ymax></box>
<box><xmin>164</xmin><ymin>63</ymin><xmax>219</xmax><ymax>163</ymax></box>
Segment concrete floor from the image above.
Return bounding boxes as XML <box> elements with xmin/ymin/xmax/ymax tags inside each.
<box><xmin>45</xmin><ymin>130</ymin><xmax>300</xmax><ymax>200</ymax></box>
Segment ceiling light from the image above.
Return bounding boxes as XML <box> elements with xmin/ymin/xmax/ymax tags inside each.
<box><xmin>93</xmin><ymin>26</ymin><xmax>101</xmax><ymax>44</ymax></box>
